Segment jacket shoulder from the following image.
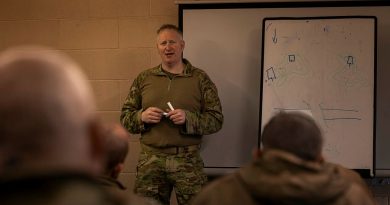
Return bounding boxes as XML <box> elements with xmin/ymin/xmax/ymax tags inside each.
<box><xmin>191</xmin><ymin>173</ymin><xmax>257</xmax><ymax>205</ymax></box>
<box><xmin>132</xmin><ymin>66</ymin><xmax>161</xmax><ymax>85</ymax></box>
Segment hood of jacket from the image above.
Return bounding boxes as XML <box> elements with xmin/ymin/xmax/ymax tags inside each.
<box><xmin>238</xmin><ymin>149</ymin><xmax>351</xmax><ymax>205</ymax></box>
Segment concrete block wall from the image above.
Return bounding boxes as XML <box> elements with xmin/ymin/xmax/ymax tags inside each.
<box><xmin>0</xmin><ymin>0</ymin><xmax>389</xmax><ymax>204</ymax></box>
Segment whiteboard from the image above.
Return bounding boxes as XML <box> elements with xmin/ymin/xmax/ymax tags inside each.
<box><xmin>261</xmin><ymin>17</ymin><xmax>376</xmax><ymax>175</ymax></box>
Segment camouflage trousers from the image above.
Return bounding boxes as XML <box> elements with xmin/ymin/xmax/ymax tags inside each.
<box><xmin>134</xmin><ymin>144</ymin><xmax>208</xmax><ymax>205</ymax></box>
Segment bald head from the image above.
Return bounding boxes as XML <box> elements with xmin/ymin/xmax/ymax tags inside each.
<box><xmin>261</xmin><ymin>112</ymin><xmax>323</xmax><ymax>161</ymax></box>
<box><xmin>0</xmin><ymin>46</ymin><xmax>100</xmax><ymax>174</ymax></box>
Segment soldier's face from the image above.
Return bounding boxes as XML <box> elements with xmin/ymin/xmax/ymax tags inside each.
<box><xmin>157</xmin><ymin>30</ymin><xmax>185</xmax><ymax>67</ymax></box>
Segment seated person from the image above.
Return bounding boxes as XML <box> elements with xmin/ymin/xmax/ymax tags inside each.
<box><xmin>0</xmin><ymin>46</ymin><xmax>157</xmax><ymax>205</ymax></box>
<box><xmin>98</xmin><ymin>123</ymin><xmax>130</xmax><ymax>190</ymax></box>
<box><xmin>191</xmin><ymin>112</ymin><xmax>375</xmax><ymax>205</ymax></box>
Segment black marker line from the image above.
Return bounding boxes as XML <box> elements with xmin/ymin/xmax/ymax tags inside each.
<box><xmin>324</xmin><ymin>118</ymin><xmax>362</xmax><ymax>121</ymax></box>
<box><xmin>320</xmin><ymin>108</ymin><xmax>359</xmax><ymax>112</ymax></box>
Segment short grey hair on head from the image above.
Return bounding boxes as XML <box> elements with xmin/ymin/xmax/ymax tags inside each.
<box><xmin>0</xmin><ymin>46</ymin><xmax>96</xmax><ymax>168</ymax></box>
<box><xmin>156</xmin><ymin>24</ymin><xmax>183</xmax><ymax>37</ymax></box>
<box><xmin>155</xmin><ymin>24</ymin><xmax>184</xmax><ymax>47</ymax></box>
<box><xmin>261</xmin><ymin>112</ymin><xmax>323</xmax><ymax>161</ymax></box>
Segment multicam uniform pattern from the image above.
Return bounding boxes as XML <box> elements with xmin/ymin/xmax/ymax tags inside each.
<box><xmin>120</xmin><ymin>59</ymin><xmax>223</xmax><ymax>205</ymax></box>
<box><xmin>136</xmin><ymin>147</ymin><xmax>207</xmax><ymax>205</ymax></box>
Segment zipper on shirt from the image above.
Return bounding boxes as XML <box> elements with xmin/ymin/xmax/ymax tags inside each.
<box><xmin>168</xmin><ymin>78</ymin><xmax>172</xmax><ymax>91</ymax></box>
<box><xmin>163</xmin><ymin>70</ymin><xmax>180</xmax><ymax>91</ymax></box>
<box><xmin>167</xmin><ymin>74</ymin><xmax>180</xmax><ymax>91</ymax></box>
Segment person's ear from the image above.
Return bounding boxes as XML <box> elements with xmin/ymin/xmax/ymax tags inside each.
<box><xmin>252</xmin><ymin>148</ymin><xmax>263</xmax><ymax>159</ymax></box>
<box><xmin>112</xmin><ymin>163</ymin><xmax>124</xmax><ymax>179</ymax></box>
<box><xmin>317</xmin><ymin>154</ymin><xmax>325</xmax><ymax>163</ymax></box>
<box><xmin>88</xmin><ymin>117</ymin><xmax>105</xmax><ymax>174</ymax></box>
<box><xmin>116</xmin><ymin>163</ymin><xmax>124</xmax><ymax>173</ymax></box>
<box><xmin>181</xmin><ymin>40</ymin><xmax>185</xmax><ymax>51</ymax></box>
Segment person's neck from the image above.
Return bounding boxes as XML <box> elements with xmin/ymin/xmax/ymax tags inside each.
<box><xmin>162</xmin><ymin>61</ymin><xmax>184</xmax><ymax>74</ymax></box>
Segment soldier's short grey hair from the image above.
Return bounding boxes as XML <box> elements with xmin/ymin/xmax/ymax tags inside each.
<box><xmin>0</xmin><ymin>46</ymin><xmax>96</xmax><ymax>169</ymax></box>
<box><xmin>157</xmin><ymin>24</ymin><xmax>183</xmax><ymax>36</ymax></box>
<box><xmin>156</xmin><ymin>24</ymin><xmax>184</xmax><ymax>43</ymax></box>
<box><xmin>261</xmin><ymin>112</ymin><xmax>323</xmax><ymax>161</ymax></box>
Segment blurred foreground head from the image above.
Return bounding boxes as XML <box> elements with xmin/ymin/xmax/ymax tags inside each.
<box><xmin>261</xmin><ymin>112</ymin><xmax>323</xmax><ymax>161</ymax></box>
<box><xmin>0</xmin><ymin>46</ymin><xmax>103</xmax><ymax>176</ymax></box>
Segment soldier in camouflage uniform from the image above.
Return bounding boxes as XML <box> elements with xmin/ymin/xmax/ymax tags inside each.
<box><xmin>120</xmin><ymin>24</ymin><xmax>224</xmax><ymax>205</ymax></box>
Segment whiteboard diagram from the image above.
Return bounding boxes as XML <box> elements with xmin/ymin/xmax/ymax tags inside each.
<box><xmin>260</xmin><ymin>17</ymin><xmax>376</xmax><ymax>176</ymax></box>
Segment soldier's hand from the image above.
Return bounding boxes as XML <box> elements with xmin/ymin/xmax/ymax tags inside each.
<box><xmin>167</xmin><ymin>109</ymin><xmax>186</xmax><ymax>125</ymax></box>
<box><xmin>141</xmin><ymin>107</ymin><xmax>164</xmax><ymax>124</ymax></box>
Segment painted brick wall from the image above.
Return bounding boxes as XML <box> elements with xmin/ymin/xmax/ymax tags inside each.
<box><xmin>0</xmin><ymin>0</ymin><xmax>177</xmax><ymax>203</ymax></box>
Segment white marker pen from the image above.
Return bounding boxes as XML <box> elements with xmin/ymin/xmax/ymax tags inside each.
<box><xmin>167</xmin><ymin>102</ymin><xmax>174</xmax><ymax>111</ymax></box>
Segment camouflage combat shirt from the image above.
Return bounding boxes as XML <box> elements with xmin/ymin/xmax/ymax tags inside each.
<box><xmin>120</xmin><ymin>59</ymin><xmax>223</xmax><ymax>147</ymax></box>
